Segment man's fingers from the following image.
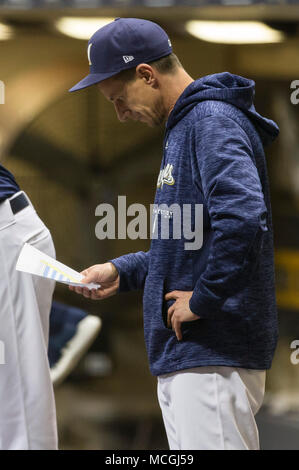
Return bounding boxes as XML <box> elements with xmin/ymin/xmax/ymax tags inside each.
<box><xmin>172</xmin><ymin>318</ymin><xmax>182</xmax><ymax>341</ymax></box>
<box><xmin>90</xmin><ymin>289</ymin><xmax>105</xmax><ymax>300</ymax></box>
<box><xmin>70</xmin><ymin>285</ymin><xmax>111</xmax><ymax>301</ymax></box>
<box><xmin>88</xmin><ymin>286</ymin><xmax>115</xmax><ymax>301</ymax></box>
<box><xmin>74</xmin><ymin>286</ymin><xmax>84</xmax><ymax>294</ymax></box>
<box><xmin>165</xmin><ymin>290</ymin><xmax>180</xmax><ymax>301</ymax></box>
<box><xmin>167</xmin><ymin>305</ymin><xmax>175</xmax><ymax>328</ymax></box>
<box><xmin>167</xmin><ymin>304</ymin><xmax>183</xmax><ymax>339</ymax></box>
<box><xmin>82</xmin><ymin>288</ymin><xmax>91</xmax><ymax>298</ymax></box>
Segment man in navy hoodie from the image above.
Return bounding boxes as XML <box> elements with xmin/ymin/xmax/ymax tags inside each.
<box><xmin>69</xmin><ymin>18</ymin><xmax>279</xmax><ymax>450</ymax></box>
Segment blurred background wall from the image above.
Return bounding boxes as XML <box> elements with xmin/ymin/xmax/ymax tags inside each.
<box><xmin>1</xmin><ymin>0</ymin><xmax>299</xmax><ymax>449</ymax></box>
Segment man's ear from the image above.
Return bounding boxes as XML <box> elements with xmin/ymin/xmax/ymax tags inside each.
<box><xmin>136</xmin><ymin>64</ymin><xmax>155</xmax><ymax>84</ymax></box>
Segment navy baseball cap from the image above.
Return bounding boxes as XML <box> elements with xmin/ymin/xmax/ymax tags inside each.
<box><xmin>69</xmin><ymin>17</ymin><xmax>172</xmax><ymax>92</ymax></box>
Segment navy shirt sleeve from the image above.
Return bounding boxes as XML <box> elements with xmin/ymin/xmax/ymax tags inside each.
<box><xmin>109</xmin><ymin>250</ymin><xmax>150</xmax><ymax>292</ymax></box>
<box><xmin>0</xmin><ymin>164</ymin><xmax>20</xmax><ymax>202</ymax></box>
<box><xmin>189</xmin><ymin>115</ymin><xmax>269</xmax><ymax>319</ymax></box>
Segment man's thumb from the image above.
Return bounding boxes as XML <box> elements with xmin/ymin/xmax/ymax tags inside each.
<box><xmin>81</xmin><ymin>269</ymin><xmax>96</xmax><ymax>284</ymax></box>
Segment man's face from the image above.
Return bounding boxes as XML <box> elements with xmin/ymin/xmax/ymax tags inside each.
<box><xmin>97</xmin><ymin>70</ymin><xmax>168</xmax><ymax>128</ymax></box>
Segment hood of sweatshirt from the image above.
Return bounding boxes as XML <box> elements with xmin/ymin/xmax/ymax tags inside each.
<box><xmin>166</xmin><ymin>72</ymin><xmax>279</xmax><ymax>146</ymax></box>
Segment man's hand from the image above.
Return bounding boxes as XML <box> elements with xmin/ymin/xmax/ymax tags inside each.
<box><xmin>69</xmin><ymin>262</ymin><xmax>119</xmax><ymax>300</ymax></box>
<box><xmin>165</xmin><ymin>290</ymin><xmax>200</xmax><ymax>341</ymax></box>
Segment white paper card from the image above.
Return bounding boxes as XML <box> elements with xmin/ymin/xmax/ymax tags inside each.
<box><xmin>16</xmin><ymin>243</ymin><xmax>100</xmax><ymax>290</ymax></box>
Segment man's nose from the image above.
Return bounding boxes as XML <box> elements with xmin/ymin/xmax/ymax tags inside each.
<box><xmin>114</xmin><ymin>102</ymin><xmax>129</xmax><ymax>122</ymax></box>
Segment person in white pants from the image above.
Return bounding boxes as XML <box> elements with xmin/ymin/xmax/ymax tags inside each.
<box><xmin>157</xmin><ymin>366</ymin><xmax>266</xmax><ymax>450</ymax></box>
<box><xmin>0</xmin><ymin>191</ymin><xmax>57</xmax><ymax>450</ymax></box>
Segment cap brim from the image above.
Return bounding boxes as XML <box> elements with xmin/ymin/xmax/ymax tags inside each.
<box><xmin>68</xmin><ymin>71</ymin><xmax>118</xmax><ymax>92</ymax></box>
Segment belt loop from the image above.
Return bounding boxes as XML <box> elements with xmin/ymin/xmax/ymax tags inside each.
<box><xmin>9</xmin><ymin>192</ymin><xmax>29</xmax><ymax>215</ymax></box>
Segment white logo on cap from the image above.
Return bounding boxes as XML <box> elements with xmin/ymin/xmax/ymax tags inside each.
<box><xmin>87</xmin><ymin>43</ymin><xmax>93</xmax><ymax>65</ymax></box>
<box><xmin>168</xmin><ymin>39</ymin><xmax>172</xmax><ymax>47</ymax></box>
<box><xmin>123</xmin><ymin>55</ymin><xmax>134</xmax><ymax>64</ymax></box>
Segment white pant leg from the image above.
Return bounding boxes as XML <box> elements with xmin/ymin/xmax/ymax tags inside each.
<box><xmin>157</xmin><ymin>366</ymin><xmax>266</xmax><ymax>450</ymax></box>
<box><xmin>0</xmin><ymin>192</ymin><xmax>58</xmax><ymax>450</ymax></box>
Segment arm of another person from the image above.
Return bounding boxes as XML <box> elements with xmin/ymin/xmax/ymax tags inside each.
<box><xmin>69</xmin><ymin>250</ymin><xmax>150</xmax><ymax>300</ymax></box>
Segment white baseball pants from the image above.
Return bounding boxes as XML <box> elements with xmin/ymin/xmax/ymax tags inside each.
<box><xmin>0</xmin><ymin>191</ymin><xmax>57</xmax><ymax>449</ymax></box>
<box><xmin>157</xmin><ymin>365</ymin><xmax>266</xmax><ymax>450</ymax></box>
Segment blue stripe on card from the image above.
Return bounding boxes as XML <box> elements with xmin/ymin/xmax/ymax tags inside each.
<box><xmin>50</xmin><ymin>269</ymin><xmax>57</xmax><ymax>280</ymax></box>
<box><xmin>43</xmin><ymin>265</ymin><xmax>50</xmax><ymax>277</ymax></box>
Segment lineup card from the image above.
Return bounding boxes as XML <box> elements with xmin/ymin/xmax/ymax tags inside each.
<box><xmin>16</xmin><ymin>243</ymin><xmax>100</xmax><ymax>290</ymax></box>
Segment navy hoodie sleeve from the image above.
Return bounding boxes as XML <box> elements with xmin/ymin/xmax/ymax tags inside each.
<box><xmin>109</xmin><ymin>250</ymin><xmax>149</xmax><ymax>292</ymax></box>
<box><xmin>189</xmin><ymin>115</ymin><xmax>268</xmax><ymax>318</ymax></box>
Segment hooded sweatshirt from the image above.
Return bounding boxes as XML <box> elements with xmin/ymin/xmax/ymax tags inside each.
<box><xmin>110</xmin><ymin>72</ymin><xmax>279</xmax><ymax>376</ymax></box>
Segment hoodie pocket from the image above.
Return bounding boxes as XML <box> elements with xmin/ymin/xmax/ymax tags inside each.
<box><xmin>143</xmin><ymin>275</ymin><xmax>169</xmax><ymax>331</ymax></box>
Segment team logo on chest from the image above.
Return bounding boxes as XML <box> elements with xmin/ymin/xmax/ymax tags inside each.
<box><xmin>157</xmin><ymin>163</ymin><xmax>175</xmax><ymax>189</ymax></box>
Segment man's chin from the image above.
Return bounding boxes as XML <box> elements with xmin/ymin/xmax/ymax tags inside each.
<box><xmin>139</xmin><ymin>116</ymin><xmax>153</xmax><ymax>127</ymax></box>
<box><xmin>139</xmin><ymin>115</ymin><xmax>163</xmax><ymax>128</ymax></box>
